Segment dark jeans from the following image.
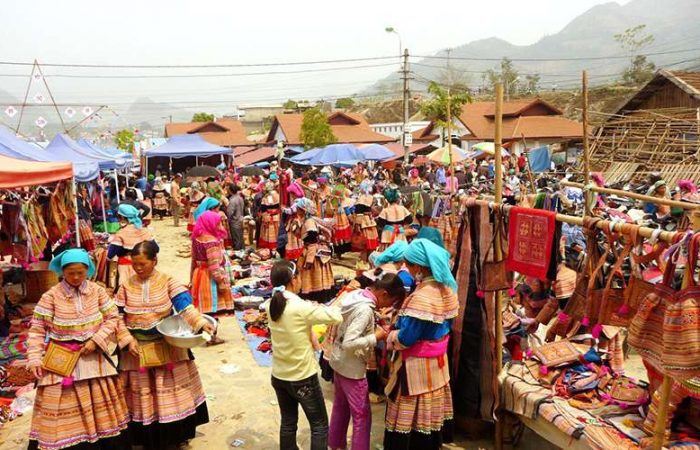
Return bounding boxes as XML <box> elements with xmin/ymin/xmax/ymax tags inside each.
<box><xmin>271</xmin><ymin>374</ymin><xmax>328</xmax><ymax>450</ymax></box>
<box><xmin>229</xmin><ymin>220</ymin><xmax>244</xmax><ymax>250</ymax></box>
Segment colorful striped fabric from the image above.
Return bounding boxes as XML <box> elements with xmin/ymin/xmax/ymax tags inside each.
<box><xmin>300</xmin><ymin>243</ymin><xmax>334</xmax><ymax>295</ymax></box>
<box><xmin>399</xmin><ymin>280</ymin><xmax>459</xmax><ymax>324</ymax></box>
<box><xmin>27</xmin><ymin>281</ymin><xmax>119</xmax><ymax>371</ymax></box>
<box><xmin>385</xmin><ymin>382</ymin><xmax>453</xmax><ymax>434</ymax></box>
<box><xmin>115</xmin><ymin>271</ymin><xmax>190</xmax><ymax>331</ymax></box>
<box><xmin>29</xmin><ymin>375</ymin><xmax>129</xmax><ymax>450</ymax></box>
<box><xmin>120</xmin><ymin>359</ymin><xmax>206</xmax><ymax>425</ymax></box>
<box><xmin>108</xmin><ymin>224</ymin><xmax>154</xmax><ymax>251</ymax></box>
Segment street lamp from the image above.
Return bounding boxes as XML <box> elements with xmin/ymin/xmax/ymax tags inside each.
<box><xmin>385</xmin><ymin>27</ymin><xmax>402</xmax><ymax>60</ymax></box>
<box><xmin>385</xmin><ymin>27</ymin><xmax>410</xmax><ymax>163</ymax></box>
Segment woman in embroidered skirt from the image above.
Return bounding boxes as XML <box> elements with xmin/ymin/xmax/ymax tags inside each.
<box><xmin>190</xmin><ymin>210</ymin><xmax>234</xmax><ymax>326</ymax></box>
<box><xmin>258</xmin><ymin>183</ymin><xmax>281</xmax><ymax>250</ymax></box>
<box><xmin>26</xmin><ymin>249</ymin><xmax>130</xmax><ymax>450</ymax></box>
<box><xmin>298</xmin><ymin>198</ymin><xmax>335</xmax><ymax>303</ymax></box>
<box><xmin>150</xmin><ymin>177</ymin><xmax>169</xmax><ymax>219</ymax></box>
<box><xmin>352</xmin><ymin>180</ymin><xmax>379</xmax><ymax>263</ymax></box>
<box><xmin>376</xmin><ymin>186</ymin><xmax>413</xmax><ymax>253</ymax></box>
<box><xmin>186</xmin><ymin>182</ymin><xmax>207</xmax><ymax>233</ymax></box>
<box><xmin>116</xmin><ymin>241</ymin><xmax>215</xmax><ymax>449</ymax></box>
<box><xmin>384</xmin><ymin>238</ymin><xmax>458</xmax><ymax>450</ymax></box>
<box><xmin>108</xmin><ymin>204</ymin><xmax>157</xmax><ymax>288</ymax></box>
<box><xmin>284</xmin><ymin>202</ymin><xmax>305</xmax><ymax>262</ymax></box>
<box><xmin>332</xmin><ymin>185</ymin><xmax>353</xmax><ymax>256</ymax></box>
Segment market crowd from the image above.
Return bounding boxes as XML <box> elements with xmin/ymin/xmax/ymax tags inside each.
<box><xmin>18</xmin><ymin>151</ymin><xmax>698</xmax><ymax>450</ymax></box>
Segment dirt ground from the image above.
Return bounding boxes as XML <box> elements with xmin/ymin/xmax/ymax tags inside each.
<box><xmin>1</xmin><ymin>219</ymin><xmax>567</xmax><ymax>450</ymax></box>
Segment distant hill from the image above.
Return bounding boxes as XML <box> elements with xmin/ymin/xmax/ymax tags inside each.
<box><xmin>370</xmin><ymin>0</ymin><xmax>700</xmax><ymax>93</ymax></box>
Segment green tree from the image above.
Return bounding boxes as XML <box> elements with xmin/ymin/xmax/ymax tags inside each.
<box><xmin>420</xmin><ymin>81</ymin><xmax>472</xmax><ymax>146</ymax></box>
<box><xmin>483</xmin><ymin>57</ymin><xmax>521</xmax><ymax>99</ymax></box>
<box><xmin>191</xmin><ymin>112</ymin><xmax>215</xmax><ymax>122</ymax></box>
<box><xmin>524</xmin><ymin>73</ymin><xmax>541</xmax><ymax>95</ymax></box>
<box><xmin>299</xmin><ymin>108</ymin><xmax>337</xmax><ymax>149</ymax></box>
<box><xmin>615</xmin><ymin>24</ymin><xmax>656</xmax><ymax>86</ymax></box>
<box><xmin>283</xmin><ymin>99</ymin><xmax>298</xmax><ymax>110</ymax></box>
<box><xmin>335</xmin><ymin>97</ymin><xmax>355</xmax><ymax>109</ymax></box>
<box><xmin>114</xmin><ymin>129</ymin><xmax>135</xmax><ymax>152</ymax></box>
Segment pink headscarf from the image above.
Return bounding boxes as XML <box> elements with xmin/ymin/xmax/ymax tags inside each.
<box><xmin>287</xmin><ymin>181</ymin><xmax>304</xmax><ymax>199</ymax></box>
<box><xmin>409</xmin><ymin>168</ymin><xmax>419</xmax><ymax>178</ymax></box>
<box><xmin>192</xmin><ymin>211</ymin><xmax>227</xmax><ymax>240</ymax></box>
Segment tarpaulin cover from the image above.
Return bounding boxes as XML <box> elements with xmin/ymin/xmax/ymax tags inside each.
<box><xmin>527</xmin><ymin>146</ymin><xmax>552</xmax><ymax>173</ymax></box>
<box><xmin>77</xmin><ymin>139</ymin><xmax>132</xmax><ymax>169</ymax></box>
<box><xmin>0</xmin><ymin>127</ymin><xmax>99</xmax><ymax>182</ymax></box>
<box><xmin>0</xmin><ymin>154</ymin><xmax>73</xmax><ymax>188</ymax></box>
<box><xmin>143</xmin><ymin>134</ymin><xmax>232</xmax><ymax>158</ymax></box>
<box><xmin>46</xmin><ymin>134</ymin><xmax>121</xmax><ymax>172</ymax></box>
<box><xmin>289</xmin><ymin>143</ymin><xmax>363</xmax><ymax>166</ymax></box>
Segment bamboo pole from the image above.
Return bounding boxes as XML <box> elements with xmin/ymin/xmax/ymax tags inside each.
<box><xmin>582</xmin><ymin>71</ymin><xmax>590</xmax><ymax>215</ymax></box>
<box><xmin>494</xmin><ymin>82</ymin><xmax>504</xmax><ymax>450</ymax></box>
<box><xmin>469</xmin><ymin>199</ymin><xmax>678</xmax><ymax>242</ymax></box>
<box><xmin>447</xmin><ymin>87</ymin><xmax>455</xmax><ymax>186</ymax></box>
<box><xmin>652</xmin><ymin>373</ymin><xmax>672</xmax><ymax>449</ymax></box>
<box><xmin>561</xmin><ymin>181</ymin><xmax>700</xmax><ymax>210</ymax></box>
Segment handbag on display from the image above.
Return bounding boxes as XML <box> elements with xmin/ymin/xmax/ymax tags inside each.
<box><xmin>661</xmin><ymin>233</ymin><xmax>700</xmax><ymax>379</ymax></box>
<box><xmin>479</xmin><ymin>210</ymin><xmax>512</xmax><ymax>292</ymax></box>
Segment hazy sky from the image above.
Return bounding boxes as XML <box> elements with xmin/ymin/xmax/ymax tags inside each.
<box><xmin>0</xmin><ymin>0</ymin><xmax>627</xmax><ymax>120</ymax></box>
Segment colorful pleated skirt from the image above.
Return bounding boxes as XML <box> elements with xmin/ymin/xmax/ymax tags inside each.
<box><xmin>28</xmin><ymin>375</ymin><xmax>129</xmax><ymax>450</ymax></box>
<box><xmin>258</xmin><ymin>212</ymin><xmax>280</xmax><ymax>250</ymax></box>
<box><xmin>191</xmin><ymin>262</ymin><xmax>234</xmax><ymax>314</ymax></box>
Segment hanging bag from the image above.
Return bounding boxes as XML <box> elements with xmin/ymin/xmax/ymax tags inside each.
<box><xmin>554</xmin><ymin>218</ymin><xmax>601</xmax><ymax>337</ymax></box>
<box><xmin>628</xmin><ymin>237</ymin><xmax>681</xmax><ymax>372</ymax></box>
<box><xmin>662</xmin><ymin>232</ymin><xmax>700</xmax><ymax>379</ymax></box>
<box><xmin>615</xmin><ymin>229</ymin><xmax>660</xmax><ymax>324</ymax></box>
<box><xmin>479</xmin><ymin>210</ymin><xmax>512</xmax><ymax>292</ymax></box>
<box><xmin>597</xmin><ymin>229</ymin><xmax>634</xmax><ymax>327</ymax></box>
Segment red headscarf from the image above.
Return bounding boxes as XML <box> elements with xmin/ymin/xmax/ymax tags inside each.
<box><xmin>192</xmin><ymin>211</ymin><xmax>227</xmax><ymax>240</ymax></box>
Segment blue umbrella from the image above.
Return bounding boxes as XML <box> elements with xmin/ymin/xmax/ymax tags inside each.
<box><xmin>357</xmin><ymin>143</ymin><xmax>394</xmax><ymax>161</ymax></box>
<box><xmin>289</xmin><ymin>147</ymin><xmax>323</xmax><ymax>165</ymax></box>
<box><xmin>306</xmin><ymin>144</ymin><xmax>365</xmax><ymax>166</ymax></box>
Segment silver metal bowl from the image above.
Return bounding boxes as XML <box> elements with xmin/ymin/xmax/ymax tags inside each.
<box><xmin>156</xmin><ymin>314</ymin><xmax>217</xmax><ymax>349</ymax></box>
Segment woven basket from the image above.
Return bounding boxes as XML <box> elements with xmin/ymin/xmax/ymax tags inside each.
<box><xmin>25</xmin><ymin>269</ymin><xmax>58</xmax><ymax>302</ymax></box>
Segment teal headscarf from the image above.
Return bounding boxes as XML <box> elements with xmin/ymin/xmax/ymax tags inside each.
<box><xmin>373</xmin><ymin>241</ymin><xmax>408</xmax><ymax>267</ymax></box>
<box><xmin>383</xmin><ymin>185</ymin><xmax>400</xmax><ymax>203</ymax></box>
<box><xmin>193</xmin><ymin>197</ymin><xmax>221</xmax><ymax>221</ymax></box>
<box><xmin>49</xmin><ymin>248</ymin><xmax>96</xmax><ymax>278</ymax></box>
<box><xmin>118</xmin><ymin>204</ymin><xmax>143</xmax><ymax>229</ymax></box>
<box><xmin>404</xmin><ymin>238</ymin><xmax>457</xmax><ymax>291</ymax></box>
<box><xmin>416</xmin><ymin>226</ymin><xmax>444</xmax><ymax>249</ymax></box>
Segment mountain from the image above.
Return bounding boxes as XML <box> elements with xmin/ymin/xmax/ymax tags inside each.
<box><xmin>119</xmin><ymin>97</ymin><xmax>198</xmax><ymax>129</ymax></box>
<box><xmin>371</xmin><ymin>0</ymin><xmax>700</xmax><ymax>93</ymax></box>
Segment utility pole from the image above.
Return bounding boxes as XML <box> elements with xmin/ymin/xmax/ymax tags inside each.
<box><xmin>402</xmin><ymin>48</ymin><xmax>411</xmax><ymax>164</ymax></box>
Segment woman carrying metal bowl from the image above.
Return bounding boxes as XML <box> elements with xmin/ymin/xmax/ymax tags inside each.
<box><xmin>115</xmin><ymin>240</ymin><xmax>216</xmax><ymax>450</ymax></box>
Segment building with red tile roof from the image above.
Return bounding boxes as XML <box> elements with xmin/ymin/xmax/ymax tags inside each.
<box><xmin>164</xmin><ymin>118</ymin><xmax>252</xmax><ymax>148</ymax></box>
<box><xmin>266</xmin><ymin>112</ymin><xmax>395</xmax><ymax>146</ymax></box>
<box><xmin>412</xmin><ymin>98</ymin><xmax>583</xmax><ymax>155</ymax></box>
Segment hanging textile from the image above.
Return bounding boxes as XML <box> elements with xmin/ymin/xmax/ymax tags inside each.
<box><xmin>450</xmin><ymin>201</ymin><xmax>498</xmax><ymax>421</ymax></box>
<box><xmin>505</xmin><ymin>206</ymin><xmax>556</xmax><ymax>280</ymax></box>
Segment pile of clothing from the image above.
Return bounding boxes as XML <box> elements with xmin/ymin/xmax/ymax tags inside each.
<box><xmin>502</xmin><ymin>335</ymin><xmax>651</xmax><ymax>448</ymax></box>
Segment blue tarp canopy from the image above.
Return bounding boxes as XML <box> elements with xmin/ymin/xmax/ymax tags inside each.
<box><xmin>78</xmin><ymin>139</ymin><xmax>133</xmax><ymax>159</ymax></box>
<box><xmin>143</xmin><ymin>134</ymin><xmax>231</xmax><ymax>158</ymax></box>
<box><xmin>289</xmin><ymin>144</ymin><xmax>364</xmax><ymax>166</ymax></box>
<box><xmin>0</xmin><ymin>126</ymin><xmax>99</xmax><ymax>181</ymax></box>
<box><xmin>356</xmin><ymin>144</ymin><xmax>394</xmax><ymax>161</ymax></box>
<box><xmin>527</xmin><ymin>146</ymin><xmax>552</xmax><ymax>173</ymax></box>
<box><xmin>45</xmin><ymin>134</ymin><xmax>118</xmax><ymax>173</ymax></box>
<box><xmin>76</xmin><ymin>139</ymin><xmax>132</xmax><ymax>170</ymax></box>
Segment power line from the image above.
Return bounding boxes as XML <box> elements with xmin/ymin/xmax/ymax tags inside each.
<box><xmin>0</xmin><ymin>56</ymin><xmax>398</xmax><ymax>69</ymax></box>
<box><xmin>0</xmin><ymin>62</ymin><xmax>398</xmax><ymax>79</ymax></box>
<box><xmin>413</xmin><ymin>46</ymin><xmax>700</xmax><ymax>62</ymax></box>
